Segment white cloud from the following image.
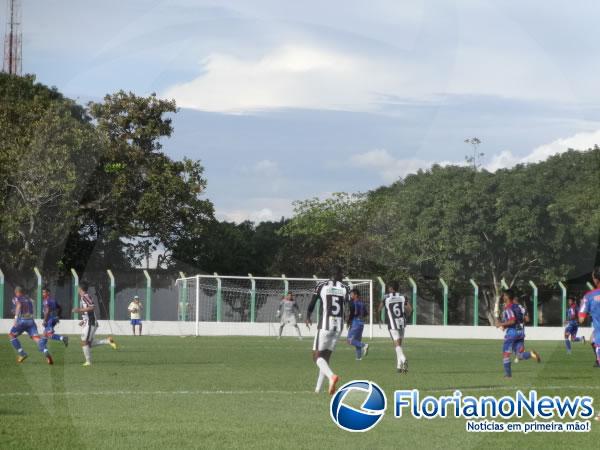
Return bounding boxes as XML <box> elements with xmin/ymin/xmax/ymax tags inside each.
<box><xmin>485</xmin><ymin>128</ymin><xmax>600</xmax><ymax>171</ymax></box>
<box><xmin>216</xmin><ymin>197</ymin><xmax>294</xmax><ymax>223</ymax></box>
<box><xmin>163</xmin><ymin>44</ymin><xmax>412</xmax><ymax>112</ymax></box>
<box><xmin>355</xmin><ymin>128</ymin><xmax>600</xmax><ymax>181</ymax></box>
<box><xmin>350</xmin><ymin>149</ymin><xmax>453</xmax><ymax>183</ymax></box>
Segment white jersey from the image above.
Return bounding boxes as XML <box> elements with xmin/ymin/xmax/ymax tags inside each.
<box><xmin>384</xmin><ymin>292</ymin><xmax>407</xmax><ymax>330</ymax></box>
<box><xmin>80</xmin><ymin>292</ymin><xmax>97</xmax><ymax>326</ymax></box>
<box><xmin>310</xmin><ymin>280</ymin><xmax>349</xmax><ymax>331</ymax></box>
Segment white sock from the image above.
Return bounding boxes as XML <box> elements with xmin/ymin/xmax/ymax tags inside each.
<box><xmin>316</xmin><ymin>357</ymin><xmax>334</xmax><ymax>378</ymax></box>
<box><xmin>294</xmin><ymin>326</ymin><xmax>302</xmax><ymax>338</ymax></box>
<box><xmin>315</xmin><ymin>371</ymin><xmax>325</xmax><ymax>393</ymax></box>
<box><xmin>92</xmin><ymin>338</ymin><xmax>109</xmax><ymax>347</ymax></box>
<box><xmin>82</xmin><ymin>345</ymin><xmax>91</xmax><ymax>363</ymax></box>
<box><xmin>395</xmin><ymin>346</ymin><xmax>406</xmax><ymax>365</ymax></box>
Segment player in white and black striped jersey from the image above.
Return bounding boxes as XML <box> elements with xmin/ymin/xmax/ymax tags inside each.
<box><xmin>305</xmin><ymin>265</ymin><xmax>349</xmax><ymax>395</ymax></box>
<box><xmin>72</xmin><ymin>281</ymin><xmax>118</xmax><ymax>367</ymax></box>
<box><xmin>377</xmin><ymin>281</ymin><xmax>412</xmax><ymax>373</ymax></box>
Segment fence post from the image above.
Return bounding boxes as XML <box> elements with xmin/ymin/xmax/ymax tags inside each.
<box><xmin>313</xmin><ymin>275</ymin><xmax>320</xmax><ymax>325</ymax></box>
<box><xmin>529</xmin><ymin>280</ymin><xmax>538</xmax><ymax>327</ymax></box>
<box><xmin>107</xmin><ymin>269</ymin><xmax>115</xmax><ymax>320</ymax></box>
<box><xmin>143</xmin><ymin>269</ymin><xmax>152</xmax><ymax>321</ymax></box>
<box><xmin>587</xmin><ymin>282</ymin><xmax>594</xmax><ymax>291</ymax></box>
<box><xmin>195</xmin><ymin>275</ymin><xmax>200</xmax><ymax>336</ymax></box>
<box><xmin>470</xmin><ymin>278</ymin><xmax>479</xmax><ymax>326</ymax></box>
<box><xmin>376</xmin><ymin>277</ymin><xmax>385</xmax><ymax>323</ymax></box>
<box><xmin>0</xmin><ymin>268</ymin><xmax>4</xmax><ymax>319</ymax></box>
<box><xmin>282</xmin><ymin>274</ymin><xmax>289</xmax><ymax>296</ymax></box>
<box><xmin>70</xmin><ymin>268</ymin><xmax>79</xmax><ymax>319</ymax></box>
<box><xmin>369</xmin><ymin>280</ymin><xmax>374</xmax><ymax>340</ymax></box>
<box><xmin>178</xmin><ymin>271</ymin><xmax>187</xmax><ymax>321</ymax></box>
<box><xmin>249</xmin><ymin>273</ymin><xmax>256</xmax><ymax>323</ymax></box>
<box><xmin>440</xmin><ymin>277</ymin><xmax>448</xmax><ymax>326</ymax></box>
<box><xmin>215</xmin><ymin>272</ymin><xmax>222</xmax><ymax>322</ymax></box>
<box><xmin>33</xmin><ymin>267</ymin><xmax>42</xmax><ymax>319</ymax></box>
<box><xmin>558</xmin><ymin>281</ymin><xmax>567</xmax><ymax>325</ymax></box>
<box><xmin>408</xmin><ymin>277</ymin><xmax>417</xmax><ymax>325</ymax></box>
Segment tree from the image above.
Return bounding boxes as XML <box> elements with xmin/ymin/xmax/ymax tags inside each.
<box><xmin>67</xmin><ymin>91</ymin><xmax>214</xmax><ymax>272</ymax></box>
<box><xmin>0</xmin><ymin>74</ymin><xmax>102</xmax><ymax>283</ymax></box>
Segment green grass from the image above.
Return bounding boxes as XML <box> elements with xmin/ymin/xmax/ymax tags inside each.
<box><xmin>0</xmin><ymin>334</ymin><xmax>599</xmax><ymax>449</ymax></box>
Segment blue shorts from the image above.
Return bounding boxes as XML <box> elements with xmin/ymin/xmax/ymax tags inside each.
<box><xmin>44</xmin><ymin>317</ymin><xmax>59</xmax><ymax>335</ymax></box>
<box><xmin>10</xmin><ymin>319</ymin><xmax>39</xmax><ymax>338</ymax></box>
<box><xmin>131</xmin><ymin>319</ymin><xmax>142</xmax><ymax>326</ymax></box>
<box><xmin>347</xmin><ymin>322</ymin><xmax>364</xmax><ymax>342</ymax></box>
<box><xmin>503</xmin><ymin>329</ymin><xmax>525</xmax><ymax>354</ymax></box>
<box><xmin>565</xmin><ymin>322</ymin><xmax>578</xmax><ymax>337</ymax></box>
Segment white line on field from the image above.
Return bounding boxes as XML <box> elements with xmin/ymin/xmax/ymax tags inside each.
<box><xmin>426</xmin><ymin>385</ymin><xmax>600</xmax><ymax>393</ymax></box>
<box><xmin>0</xmin><ymin>390</ymin><xmax>313</xmax><ymax>397</ymax></box>
<box><xmin>1</xmin><ymin>385</ymin><xmax>598</xmax><ymax>397</ymax></box>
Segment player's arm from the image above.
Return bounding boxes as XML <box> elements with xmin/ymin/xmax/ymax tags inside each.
<box><xmin>496</xmin><ymin>311</ymin><xmax>515</xmax><ymax>329</ymax></box>
<box><xmin>13</xmin><ymin>300</ymin><xmax>21</xmax><ymax>326</ymax></box>
<box><xmin>73</xmin><ymin>297</ymin><xmax>94</xmax><ymax>314</ymax></box>
<box><xmin>578</xmin><ymin>297</ymin><xmax>589</xmax><ymax>325</ymax></box>
<box><xmin>43</xmin><ymin>302</ymin><xmax>49</xmax><ymax>325</ymax></box>
<box><xmin>404</xmin><ymin>301</ymin><xmax>413</xmax><ymax>320</ymax></box>
<box><xmin>376</xmin><ymin>300</ymin><xmax>384</xmax><ymax>324</ymax></box>
<box><xmin>346</xmin><ymin>301</ymin><xmax>355</xmax><ymax>328</ymax></box>
<box><xmin>306</xmin><ymin>294</ymin><xmax>318</xmax><ymax>326</ymax></box>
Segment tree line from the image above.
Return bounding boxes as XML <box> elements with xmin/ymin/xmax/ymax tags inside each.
<box><xmin>1</xmin><ymin>73</ymin><xmax>599</xmax><ymax>322</ymax></box>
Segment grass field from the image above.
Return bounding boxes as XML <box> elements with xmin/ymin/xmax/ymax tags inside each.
<box><xmin>1</xmin><ymin>334</ymin><xmax>599</xmax><ymax>449</ymax></box>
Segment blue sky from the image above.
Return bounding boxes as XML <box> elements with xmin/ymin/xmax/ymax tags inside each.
<box><xmin>9</xmin><ymin>0</ymin><xmax>600</xmax><ymax>221</ymax></box>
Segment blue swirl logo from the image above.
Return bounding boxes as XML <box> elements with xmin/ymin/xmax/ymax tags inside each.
<box><xmin>330</xmin><ymin>380</ymin><xmax>387</xmax><ymax>432</ymax></box>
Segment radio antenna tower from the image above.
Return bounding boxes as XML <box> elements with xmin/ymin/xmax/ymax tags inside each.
<box><xmin>3</xmin><ymin>0</ymin><xmax>22</xmax><ymax>75</ymax></box>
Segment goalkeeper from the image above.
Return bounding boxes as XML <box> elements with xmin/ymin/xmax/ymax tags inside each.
<box><xmin>276</xmin><ymin>292</ymin><xmax>302</xmax><ymax>340</ymax></box>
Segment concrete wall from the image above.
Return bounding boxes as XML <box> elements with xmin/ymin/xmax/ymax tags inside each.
<box><xmin>0</xmin><ymin>319</ymin><xmax>591</xmax><ymax>340</ymax></box>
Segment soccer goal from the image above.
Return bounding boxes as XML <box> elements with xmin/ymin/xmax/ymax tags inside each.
<box><xmin>175</xmin><ymin>274</ymin><xmax>374</xmax><ymax>338</ymax></box>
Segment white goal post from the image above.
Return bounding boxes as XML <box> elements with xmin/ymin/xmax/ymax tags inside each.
<box><xmin>175</xmin><ymin>274</ymin><xmax>374</xmax><ymax>338</ymax></box>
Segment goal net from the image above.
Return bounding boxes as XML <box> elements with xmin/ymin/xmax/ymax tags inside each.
<box><xmin>175</xmin><ymin>275</ymin><xmax>374</xmax><ymax>338</ymax></box>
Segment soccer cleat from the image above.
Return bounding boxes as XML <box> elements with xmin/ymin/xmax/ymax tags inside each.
<box><xmin>362</xmin><ymin>344</ymin><xmax>369</xmax><ymax>358</ymax></box>
<box><xmin>328</xmin><ymin>375</ymin><xmax>340</xmax><ymax>395</ymax></box>
<box><xmin>45</xmin><ymin>354</ymin><xmax>54</xmax><ymax>365</ymax></box>
<box><xmin>82</xmin><ymin>362</ymin><xmax>91</xmax><ymax>367</ymax></box>
<box><xmin>514</xmin><ymin>356</ymin><xmax>519</xmax><ymax>363</ymax></box>
<box><xmin>356</xmin><ymin>357</ymin><xmax>362</xmax><ymax>361</ymax></box>
<box><xmin>108</xmin><ymin>336</ymin><xmax>117</xmax><ymax>350</ymax></box>
<box><xmin>63</xmin><ymin>336</ymin><xmax>69</xmax><ymax>347</ymax></box>
<box><xmin>16</xmin><ymin>354</ymin><xmax>28</xmax><ymax>364</ymax></box>
<box><xmin>402</xmin><ymin>360</ymin><xmax>409</xmax><ymax>374</ymax></box>
<box><xmin>531</xmin><ymin>350</ymin><xmax>541</xmax><ymax>363</ymax></box>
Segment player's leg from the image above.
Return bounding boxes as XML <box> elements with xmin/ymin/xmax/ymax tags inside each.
<box><xmin>91</xmin><ymin>335</ymin><xmax>117</xmax><ymax>349</ymax></box>
<box><xmin>278</xmin><ymin>318</ymin><xmax>285</xmax><ymax>338</ymax></box>
<box><xmin>312</xmin><ymin>333</ymin><xmax>326</xmax><ymax>392</ymax></box>
<box><xmin>348</xmin><ymin>325</ymin><xmax>365</xmax><ymax>360</ymax></box>
<box><xmin>138</xmin><ymin>321</ymin><xmax>142</xmax><ymax>336</ymax></box>
<box><xmin>515</xmin><ymin>339</ymin><xmax>531</xmax><ymax>360</ymax></box>
<box><xmin>502</xmin><ymin>338</ymin><xmax>512</xmax><ymax>377</ymax></box>
<box><xmin>9</xmin><ymin>326</ymin><xmax>28</xmax><ymax>362</ymax></box>
<box><xmin>49</xmin><ymin>319</ymin><xmax>66</xmax><ymax>343</ymax></box>
<box><xmin>572</xmin><ymin>326</ymin><xmax>583</xmax><ymax>343</ymax></box>
<box><xmin>81</xmin><ymin>324</ymin><xmax>93</xmax><ymax>366</ymax></box>
<box><xmin>564</xmin><ymin>326</ymin><xmax>572</xmax><ymax>352</ymax></box>
<box><xmin>30</xmin><ymin>327</ymin><xmax>53</xmax><ymax>365</ymax></box>
<box><xmin>132</xmin><ymin>320</ymin><xmax>136</xmax><ymax>336</ymax></box>
<box><xmin>312</xmin><ymin>330</ymin><xmax>340</xmax><ymax>394</ymax></box>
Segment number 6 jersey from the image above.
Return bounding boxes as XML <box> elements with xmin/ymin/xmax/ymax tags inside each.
<box><xmin>308</xmin><ymin>280</ymin><xmax>349</xmax><ymax>331</ymax></box>
<box><xmin>383</xmin><ymin>292</ymin><xmax>407</xmax><ymax>330</ymax></box>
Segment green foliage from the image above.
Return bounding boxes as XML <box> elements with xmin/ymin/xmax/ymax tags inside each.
<box><xmin>0</xmin><ymin>76</ymin><xmax>214</xmax><ymax>282</ymax></box>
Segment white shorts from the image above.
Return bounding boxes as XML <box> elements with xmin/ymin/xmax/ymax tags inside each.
<box><xmin>280</xmin><ymin>314</ymin><xmax>297</xmax><ymax>326</ymax></box>
<box><xmin>389</xmin><ymin>327</ymin><xmax>405</xmax><ymax>341</ymax></box>
<box><xmin>81</xmin><ymin>323</ymin><xmax>98</xmax><ymax>343</ymax></box>
<box><xmin>313</xmin><ymin>328</ymin><xmax>341</xmax><ymax>352</ymax></box>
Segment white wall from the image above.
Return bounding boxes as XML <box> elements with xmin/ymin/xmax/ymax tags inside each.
<box><xmin>0</xmin><ymin>319</ymin><xmax>591</xmax><ymax>340</ymax></box>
